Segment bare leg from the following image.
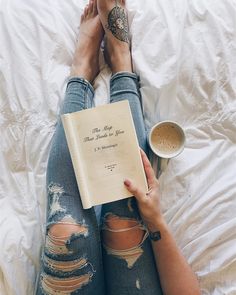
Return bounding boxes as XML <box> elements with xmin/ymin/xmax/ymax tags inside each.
<box><xmin>97</xmin><ymin>0</ymin><xmax>132</xmax><ymax>73</ymax></box>
<box><xmin>71</xmin><ymin>0</ymin><xmax>104</xmax><ymax>82</ymax></box>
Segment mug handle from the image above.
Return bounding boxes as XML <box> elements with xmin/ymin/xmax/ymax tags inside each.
<box><xmin>157</xmin><ymin>157</ymin><xmax>170</xmax><ymax>177</ymax></box>
<box><xmin>161</xmin><ymin>158</ymin><xmax>170</xmax><ymax>171</ymax></box>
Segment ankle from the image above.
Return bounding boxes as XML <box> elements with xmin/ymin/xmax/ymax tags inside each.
<box><xmin>109</xmin><ymin>49</ymin><xmax>132</xmax><ymax>73</ymax></box>
<box><xmin>70</xmin><ymin>58</ymin><xmax>98</xmax><ymax>83</ymax></box>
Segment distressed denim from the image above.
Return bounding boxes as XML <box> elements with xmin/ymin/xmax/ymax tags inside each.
<box><xmin>36</xmin><ymin>72</ymin><xmax>163</xmax><ymax>295</ymax></box>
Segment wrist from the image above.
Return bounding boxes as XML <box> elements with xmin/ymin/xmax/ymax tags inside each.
<box><xmin>146</xmin><ymin>216</ymin><xmax>168</xmax><ymax>233</ymax></box>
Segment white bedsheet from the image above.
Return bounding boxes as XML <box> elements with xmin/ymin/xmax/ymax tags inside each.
<box><xmin>0</xmin><ymin>0</ymin><xmax>236</xmax><ymax>294</ymax></box>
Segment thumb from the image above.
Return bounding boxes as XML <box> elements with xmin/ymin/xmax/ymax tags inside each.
<box><xmin>124</xmin><ymin>179</ymin><xmax>145</xmax><ymax>202</ymax></box>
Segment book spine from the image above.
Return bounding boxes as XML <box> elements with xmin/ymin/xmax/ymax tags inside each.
<box><xmin>61</xmin><ymin>114</ymin><xmax>92</xmax><ymax>209</ymax></box>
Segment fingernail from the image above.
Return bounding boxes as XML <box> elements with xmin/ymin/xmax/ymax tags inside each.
<box><xmin>124</xmin><ymin>179</ymin><xmax>131</xmax><ymax>186</ymax></box>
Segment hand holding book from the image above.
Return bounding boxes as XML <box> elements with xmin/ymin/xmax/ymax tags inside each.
<box><xmin>124</xmin><ymin>149</ymin><xmax>165</xmax><ymax>233</ymax></box>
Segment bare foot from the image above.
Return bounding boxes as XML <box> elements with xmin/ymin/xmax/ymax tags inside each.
<box><xmin>70</xmin><ymin>0</ymin><xmax>104</xmax><ymax>82</ymax></box>
<box><xmin>97</xmin><ymin>0</ymin><xmax>132</xmax><ymax>73</ymax></box>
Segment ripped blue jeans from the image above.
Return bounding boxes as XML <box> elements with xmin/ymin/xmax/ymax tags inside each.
<box><xmin>36</xmin><ymin>72</ymin><xmax>163</xmax><ymax>295</ymax></box>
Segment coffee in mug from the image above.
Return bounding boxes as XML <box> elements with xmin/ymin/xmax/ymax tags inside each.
<box><xmin>149</xmin><ymin>121</ymin><xmax>185</xmax><ymax>158</ymax></box>
<box><xmin>149</xmin><ymin>121</ymin><xmax>185</xmax><ymax>159</ymax></box>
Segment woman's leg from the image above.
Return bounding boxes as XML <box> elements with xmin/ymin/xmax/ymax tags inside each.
<box><xmin>98</xmin><ymin>0</ymin><xmax>163</xmax><ymax>294</ymax></box>
<box><xmin>36</xmin><ymin>2</ymin><xmax>105</xmax><ymax>294</ymax></box>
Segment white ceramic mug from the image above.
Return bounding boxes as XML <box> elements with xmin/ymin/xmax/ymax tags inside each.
<box><xmin>149</xmin><ymin>121</ymin><xmax>185</xmax><ymax>172</ymax></box>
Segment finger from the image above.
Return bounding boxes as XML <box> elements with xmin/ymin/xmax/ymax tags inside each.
<box><xmin>84</xmin><ymin>4</ymin><xmax>89</xmax><ymax>16</ymax></box>
<box><xmin>124</xmin><ymin>179</ymin><xmax>146</xmax><ymax>203</ymax></box>
<box><xmin>140</xmin><ymin>149</ymin><xmax>156</xmax><ymax>186</ymax></box>
<box><xmin>93</xmin><ymin>0</ymin><xmax>98</xmax><ymax>14</ymax></box>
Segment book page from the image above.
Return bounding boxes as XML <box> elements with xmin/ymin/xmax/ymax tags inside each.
<box><xmin>64</xmin><ymin>100</ymin><xmax>148</xmax><ymax>208</ymax></box>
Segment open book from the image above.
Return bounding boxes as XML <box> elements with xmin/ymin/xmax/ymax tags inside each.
<box><xmin>61</xmin><ymin>100</ymin><xmax>148</xmax><ymax>209</ymax></box>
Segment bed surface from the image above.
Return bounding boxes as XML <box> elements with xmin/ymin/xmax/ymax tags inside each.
<box><xmin>0</xmin><ymin>0</ymin><xmax>236</xmax><ymax>294</ymax></box>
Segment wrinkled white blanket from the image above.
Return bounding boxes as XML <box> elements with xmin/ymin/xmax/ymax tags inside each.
<box><xmin>0</xmin><ymin>0</ymin><xmax>236</xmax><ymax>294</ymax></box>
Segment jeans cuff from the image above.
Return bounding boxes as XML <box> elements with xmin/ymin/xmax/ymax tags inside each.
<box><xmin>66</xmin><ymin>76</ymin><xmax>94</xmax><ymax>96</ymax></box>
<box><xmin>111</xmin><ymin>71</ymin><xmax>140</xmax><ymax>82</ymax></box>
<box><xmin>110</xmin><ymin>71</ymin><xmax>141</xmax><ymax>94</ymax></box>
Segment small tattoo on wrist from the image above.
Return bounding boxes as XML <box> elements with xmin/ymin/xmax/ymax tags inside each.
<box><xmin>149</xmin><ymin>230</ymin><xmax>161</xmax><ymax>241</ymax></box>
<box><xmin>106</xmin><ymin>0</ymin><xmax>129</xmax><ymax>43</ymax></box>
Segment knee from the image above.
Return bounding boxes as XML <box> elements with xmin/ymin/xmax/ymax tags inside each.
<box><xmin>49</xmin><ymin>222</ymin><xmax>88</xmax><ymax>243</ymax></box>
<box><xmin>40</xmin><ymin>218</ymin><xmax>93</xmax><ymax>294</ymax></box>
<box><xmin>102</xmin><ymin>214</ymin><xmax>149</xmax><ymax>268</ymax></box>
<box><xmin>46</xmin><ymin>218</ymin><xmax>88</xmax><ymax>255</ymax></box>
<box><xmin>102</xmin><ymin>214</ymin><xmax>147</xmax><ymax>250</ymax></box>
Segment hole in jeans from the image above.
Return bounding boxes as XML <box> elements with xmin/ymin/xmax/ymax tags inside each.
<box><xmin>102</xmin><ymin>214</ymin><xmax>148</xmax><ymax>268</ymax></box>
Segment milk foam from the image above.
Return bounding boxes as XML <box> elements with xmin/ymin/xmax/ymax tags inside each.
<box><xmin>151</xmin><ymin>124</ymin><xmax>183</xmax><ymax>155</ymax></box>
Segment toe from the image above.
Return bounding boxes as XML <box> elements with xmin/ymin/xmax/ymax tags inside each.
<box><xmin>84</xmin><ymin>4</ymin><xmax>89</xmax><ymax>17</ymax></box>
<box><xmin>92</xmin><ymin>0</ymin><xmax>98</xmax><ymax>15</ymax></box>
<box><xmin>97</xmin><ymin>0</ymin><xmax>106</xmax><ymax>14</ymax></box>
<box><xmin>80</xmin><ymin>13</ymin><xmax>85</xmax><ymax>22</ymax></box>
<box><xmin>87</xmin><ymin>0</ymin><xmax>93</xmax><ymax>14</ymax></box>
